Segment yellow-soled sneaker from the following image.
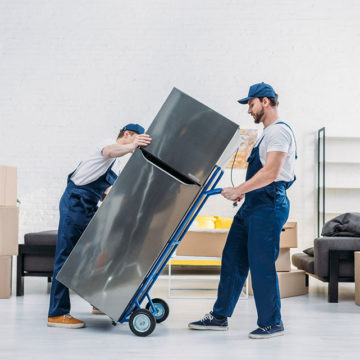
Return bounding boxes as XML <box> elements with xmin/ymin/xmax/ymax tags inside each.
<box><xmin>92</xmin><ymin>307</ymin><xmax>105</xmax><ymax>315</ymax></box>
<box><xmin>47</xmin><ymin>314</ymin><xmax>85</xmax><ymax>329</ymax></box>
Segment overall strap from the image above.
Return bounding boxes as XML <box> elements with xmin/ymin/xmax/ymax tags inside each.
<box><xmin>276</xmin><ymin>121</ymin><xmax>298</xmax><ymax>159</ymax></box>
<box><xmin>108</xmin><ymin>159</ymin><xmax>116</xmax><ymax>171</ymax></box>
<box><xmin>255</xmin><ymin>135</ymin><xmax>266</xmax><ymax>148</ymax></box>
<box><xmin>67</xmin><ymin>162</ymin><xmax>81</xmax><ymax>182</ymax></box>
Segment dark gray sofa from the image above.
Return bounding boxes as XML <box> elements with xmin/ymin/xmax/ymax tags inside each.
<box><xmin>16</xmin><ymin>230</ymin><xmax>57</xmax><ymax>296</ymax></box>
<box><xmin>292</xmin><ymin>237</ymin><xmax>360</xmax><ymax>302</ymax></box>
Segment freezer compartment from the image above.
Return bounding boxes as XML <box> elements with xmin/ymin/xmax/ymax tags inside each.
<box><xmin>57</xmin><ymin>149</ymin><xmax>201</xmax><ymax>321</ymax></box>
<box><xmin>145</xmin><ymin>88</ymin><xmax>239</xmax><ymax>185</ymax></box>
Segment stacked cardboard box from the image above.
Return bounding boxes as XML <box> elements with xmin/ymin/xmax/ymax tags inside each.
<box><xmin>177</xmin><ymin>216</ymin><xmax>227</xmax><ymax>257</ymax></box>
<box><xmin>276</xmin><ymin>221</ymin><xmax>297</xmax><ymax>272</ymax></box>
<box><xmin>0</xmin><ymin>166</ymin><xmax>18</xmax><ymax>299</ymax></box>
<box><xmin>249</xmin><ymin>221</ymin><xmax>309</xmax><ymax>298</ymax></box>
<box><xmin>176</xmin><ymin>229</ymin><xmax>228</xmax><ymax>257</ymax></box>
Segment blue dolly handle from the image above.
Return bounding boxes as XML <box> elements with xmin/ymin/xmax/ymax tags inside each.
<box><xmin>204</xmin><ymin>188</ymin><xmax>223</xmax><ymax>196</ymax></box>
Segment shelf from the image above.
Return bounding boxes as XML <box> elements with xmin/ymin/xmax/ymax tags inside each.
<box><xmin>320</xmin><ymin>186</ymin><xmax>360</xmax><ymax>190</ymax></box>
<box><xmin>170</xmin><ymin>255</ymin><xmax>222</xmax><ymax>266</ymax></box>
<box><xmin>319</xmin><ymin>211</ymin><xmax>359</xmax><ymax>215</ymax></box>
<box><xmin>320</xmin><ymin>156</ymin><xmax>360</xmax><ymax>164</ymax></box>
<box><xmin>321</xmin><ymin>135</ymin><xmax>360</xmax><ymax>140</ymax></box>
<box><xmin>171</xmin><ymin>255</ymin><xmax>221</xmax><ymax>261</ymax></box>
<box><xmin>170</xmin><ymin>259</ymin><xmax>221</xmax><ymax>266</ymax></box>
<box><xmin>186</xmin><ymin>229</ymin><xmax>229</xmax><ymax>233</ymax></box>
<box><xmin>319</xmin><ymin>161</ymin><xmax>360</xmax><ymax>165</ymax></box>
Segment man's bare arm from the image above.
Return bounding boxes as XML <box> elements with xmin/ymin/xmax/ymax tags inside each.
<box><xmin>222</xmin><ymin>151</ymin><xmax>287</xmax><ymax>201</ymax></box>
<box><xmin>102</xmin><ymin>134</ymin><xmax>152</xmax><ymax>158</ymax></box>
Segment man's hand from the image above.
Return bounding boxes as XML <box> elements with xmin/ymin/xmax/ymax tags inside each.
<box><xmin>130</xmin><ymin>134</ymin><xmax>152</xmax><ymax>151</ymax></box>
<box><xmin>102</xmin><ymin>134</ymin><xmax>152</xmax><ymax>158</ymax></box>
<box><xmin>100</xmin><ymin>186</ymin><xmax>112</xmax><ymax>202</ymax></box>
<box><xmin>221</xmin><ymin>187</ymin><xmax>245</xmax><ymax>202</ymax></box>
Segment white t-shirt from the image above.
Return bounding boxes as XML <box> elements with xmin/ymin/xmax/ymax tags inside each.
<box><xmin>70</xmin><ymin>139</ymin><xmax>125</xmax><ymax>186</ymax></box>
<box><xmin>254</xmin><ymin>120</ymin><xmax>296</xmax><ymax>182</ymax></box>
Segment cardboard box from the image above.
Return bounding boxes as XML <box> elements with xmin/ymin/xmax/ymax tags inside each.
<box><xmin>0</xmin><ymin>256</ymin><xmax>12</xmax><ymax>299</ymax></box>
<box><xmin>0</xmin><ymin>166</ymin><xmax>17</xmax><ymax>206</ymax></box>
<box><xmin>355</xmin><ymin>252</ymin><xmax>360</xmax><ymax>306</ymax></box>
<box><xmin>176</xmin><ymin>231</ymin><xmax>293</xmax><ymax>268</ymax></box>
<box><xmin>276</xmin><ymin>248</ymin><xmax>291</xmax><ymax>272</ymax></box>
<box><xmin>280</xmin><ymin>221</ymin><xmax>298</xmax><ymax>248</ymax></box>
<box><xmin>248</xmin><ymin>269</ymin><xmax>308</xmax><ymax>298</ymax></box>
<box><xmin>0</xmin><ymin>206</ymin><xmax>19</xmax><ymax>256</ymax></box>
<box><xmin>176</xmin><ymin>229</ymin><xmax>228</xmax><ymax>257</ymax></box>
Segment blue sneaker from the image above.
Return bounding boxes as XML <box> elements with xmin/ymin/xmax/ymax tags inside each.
<box><xmin>188</xmin><ymin>312</ymin><xmax>228</xmax><ymax>331</ymax></box>
<box><xmin>248</xmin><ymin>321</ymin><xmax>284</xmax><ymax>339</ymax></box>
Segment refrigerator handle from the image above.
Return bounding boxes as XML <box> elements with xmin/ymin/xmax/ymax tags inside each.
<box><xmin>139</xmin><ymin>148</ymin><xmax>201</xmax><ymax>187</ymax></box>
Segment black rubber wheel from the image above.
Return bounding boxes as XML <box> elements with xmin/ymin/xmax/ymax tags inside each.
<box><xmin>145</xmin><ymin>298</ymin><xmax>169</xmax><ymax>323</ymax></box>
<box><xmin>129</xmin><ymin>309</ymin><xmax>156</xmax><ymax>337</ymax></box>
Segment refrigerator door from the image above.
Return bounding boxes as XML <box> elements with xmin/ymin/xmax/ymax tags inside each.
<box><xmin>145</xmin><ymin>88</ymin><xmax>239</xmax><ymax>185</ymax></box>
<box><xmin>56</xmin><ymin>149</ymin><xmax>201</xmax><ymax>321</ymax></box>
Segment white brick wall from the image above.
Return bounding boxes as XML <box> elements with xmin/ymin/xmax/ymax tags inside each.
<box><xmin>1</xmin><ymin>0</ymin><xmax>360</xmax><ymax>248</ymax></box>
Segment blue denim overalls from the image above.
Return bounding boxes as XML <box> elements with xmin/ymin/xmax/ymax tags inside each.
<box><xmin>213</xmin><ymin>122</ymin><xmax>296</xmax><ymax>327</ymax></box>
<box><xmin>48</xmin><ymin>162</ymin><xmax>117</xmax><ymax>317</ymax></box>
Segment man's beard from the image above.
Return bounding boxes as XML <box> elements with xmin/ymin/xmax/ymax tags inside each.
<box><xmin>253</xmin><ymin>107</ymin><xmax>264</xmax><ymax>124</ymax></box>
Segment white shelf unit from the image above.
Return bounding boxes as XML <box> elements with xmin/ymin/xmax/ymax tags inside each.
<box><xmin>318</xmin><ymin>131</ymin><xmax>360</xmax><ymax>233</ymax></box>
<box><xmin>168</xmin><ymin>255</ymin><xmax>249</xmax><ymax>300</ymax></box>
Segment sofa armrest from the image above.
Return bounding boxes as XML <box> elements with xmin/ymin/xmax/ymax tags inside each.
<box><xmin>314</xmin><ymin>237</ymin><xmax>360</xmax><ymax>278</ymax></box>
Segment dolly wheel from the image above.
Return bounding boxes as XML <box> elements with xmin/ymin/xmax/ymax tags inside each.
<box><xmin>129</xmin><ymin>309</ymin><xmax>156</xmax><ymax>337</ymax></box>
<box><xmin>145</xmin><ymin>298</ymin><xmax>169</xmax><ymax>323</ymax></box>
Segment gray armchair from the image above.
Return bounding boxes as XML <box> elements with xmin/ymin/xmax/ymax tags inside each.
<box><xmin>292</xmin><ymin>237</ymin><xmax>360</xmax><ymax>302</ymax></box>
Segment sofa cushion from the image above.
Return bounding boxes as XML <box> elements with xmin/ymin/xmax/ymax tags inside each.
<box><xmin>22</xmin><ymin>231</ymin><xmax>57</xmax><ymax>272</ymax></box>
<box><xmin>292</xmin><ymin>253</ymin><xmax>315</xmax><ymax>274</ymax></box>
<box><xmin>303</xmin><ymin>247</ymin><xmax>314</xmax><ymax>256</ymax></box>
<box><xmin>24</xmin><ymin>230</ymin><xmax>57</xmax><ymax>246</ymax></box>
<box><xmin>24</xmin><ymin>256</ymin><xmax>55</xmax><ymax>272</ymax></box>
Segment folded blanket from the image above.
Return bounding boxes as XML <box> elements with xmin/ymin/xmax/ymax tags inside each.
<box><xmin>322</xmin><ymin>212</ymin><xmax>360</xmax><ymax>237</ymax></box>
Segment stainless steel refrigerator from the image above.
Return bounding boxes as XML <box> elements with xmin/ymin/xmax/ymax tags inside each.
<box><xmin>57</xmin><ymin>88</ymin><xmax>239</xmax><ymax>321</ymax></box>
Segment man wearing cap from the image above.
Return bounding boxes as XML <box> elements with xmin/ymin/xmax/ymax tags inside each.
<box><xmin>189</xmin><ymin>83</ymin><xmax>297</xmax><ymax>339</ymax></box>
<box><xmin>47</xmin><ymin>124</ymin><xmax>151</xmax><ymax>328</ymax></box>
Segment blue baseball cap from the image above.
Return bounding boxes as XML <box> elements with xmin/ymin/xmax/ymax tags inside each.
<box><xmin>238</xmin><ymin>82</ymin><xmax>278</xmax><ymax>104</ymax></box>
<box><xmin>121</xmin><ymin>123</ymin><xmax>145</xmax><ymax>134</ymax></box>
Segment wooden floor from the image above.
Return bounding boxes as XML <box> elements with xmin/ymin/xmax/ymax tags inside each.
<box><xmin>1</xmin><ymin>275</ymin><xmax>359</xmax><ymax>360</ymax></box>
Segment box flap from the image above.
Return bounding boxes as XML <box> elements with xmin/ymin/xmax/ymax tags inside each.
<box><xmin>283</xmin><ymin>221</ymin><xmax>297</xmax><ymax>229</ymax></box>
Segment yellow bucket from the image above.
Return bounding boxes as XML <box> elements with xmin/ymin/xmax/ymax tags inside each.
<box><xmin>194</xmin><ymin>216</ymin><xmax>217</xmax><ymax>229</ymax></box>
<box><xmin>215</xmin><ymin>217</ymin><xmax>233</xmax><ymax>229</ymax></box>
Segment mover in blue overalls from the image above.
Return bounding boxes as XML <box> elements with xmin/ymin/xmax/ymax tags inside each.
<box><xmin>48</xmin><ymin>123</ymin><xmax>151</xmax><ymax>329</ymax></box>
<box><xmin>189</xmin><ymin>82</ymin><xmax>297</xmax><ymax>339</ymax></box>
